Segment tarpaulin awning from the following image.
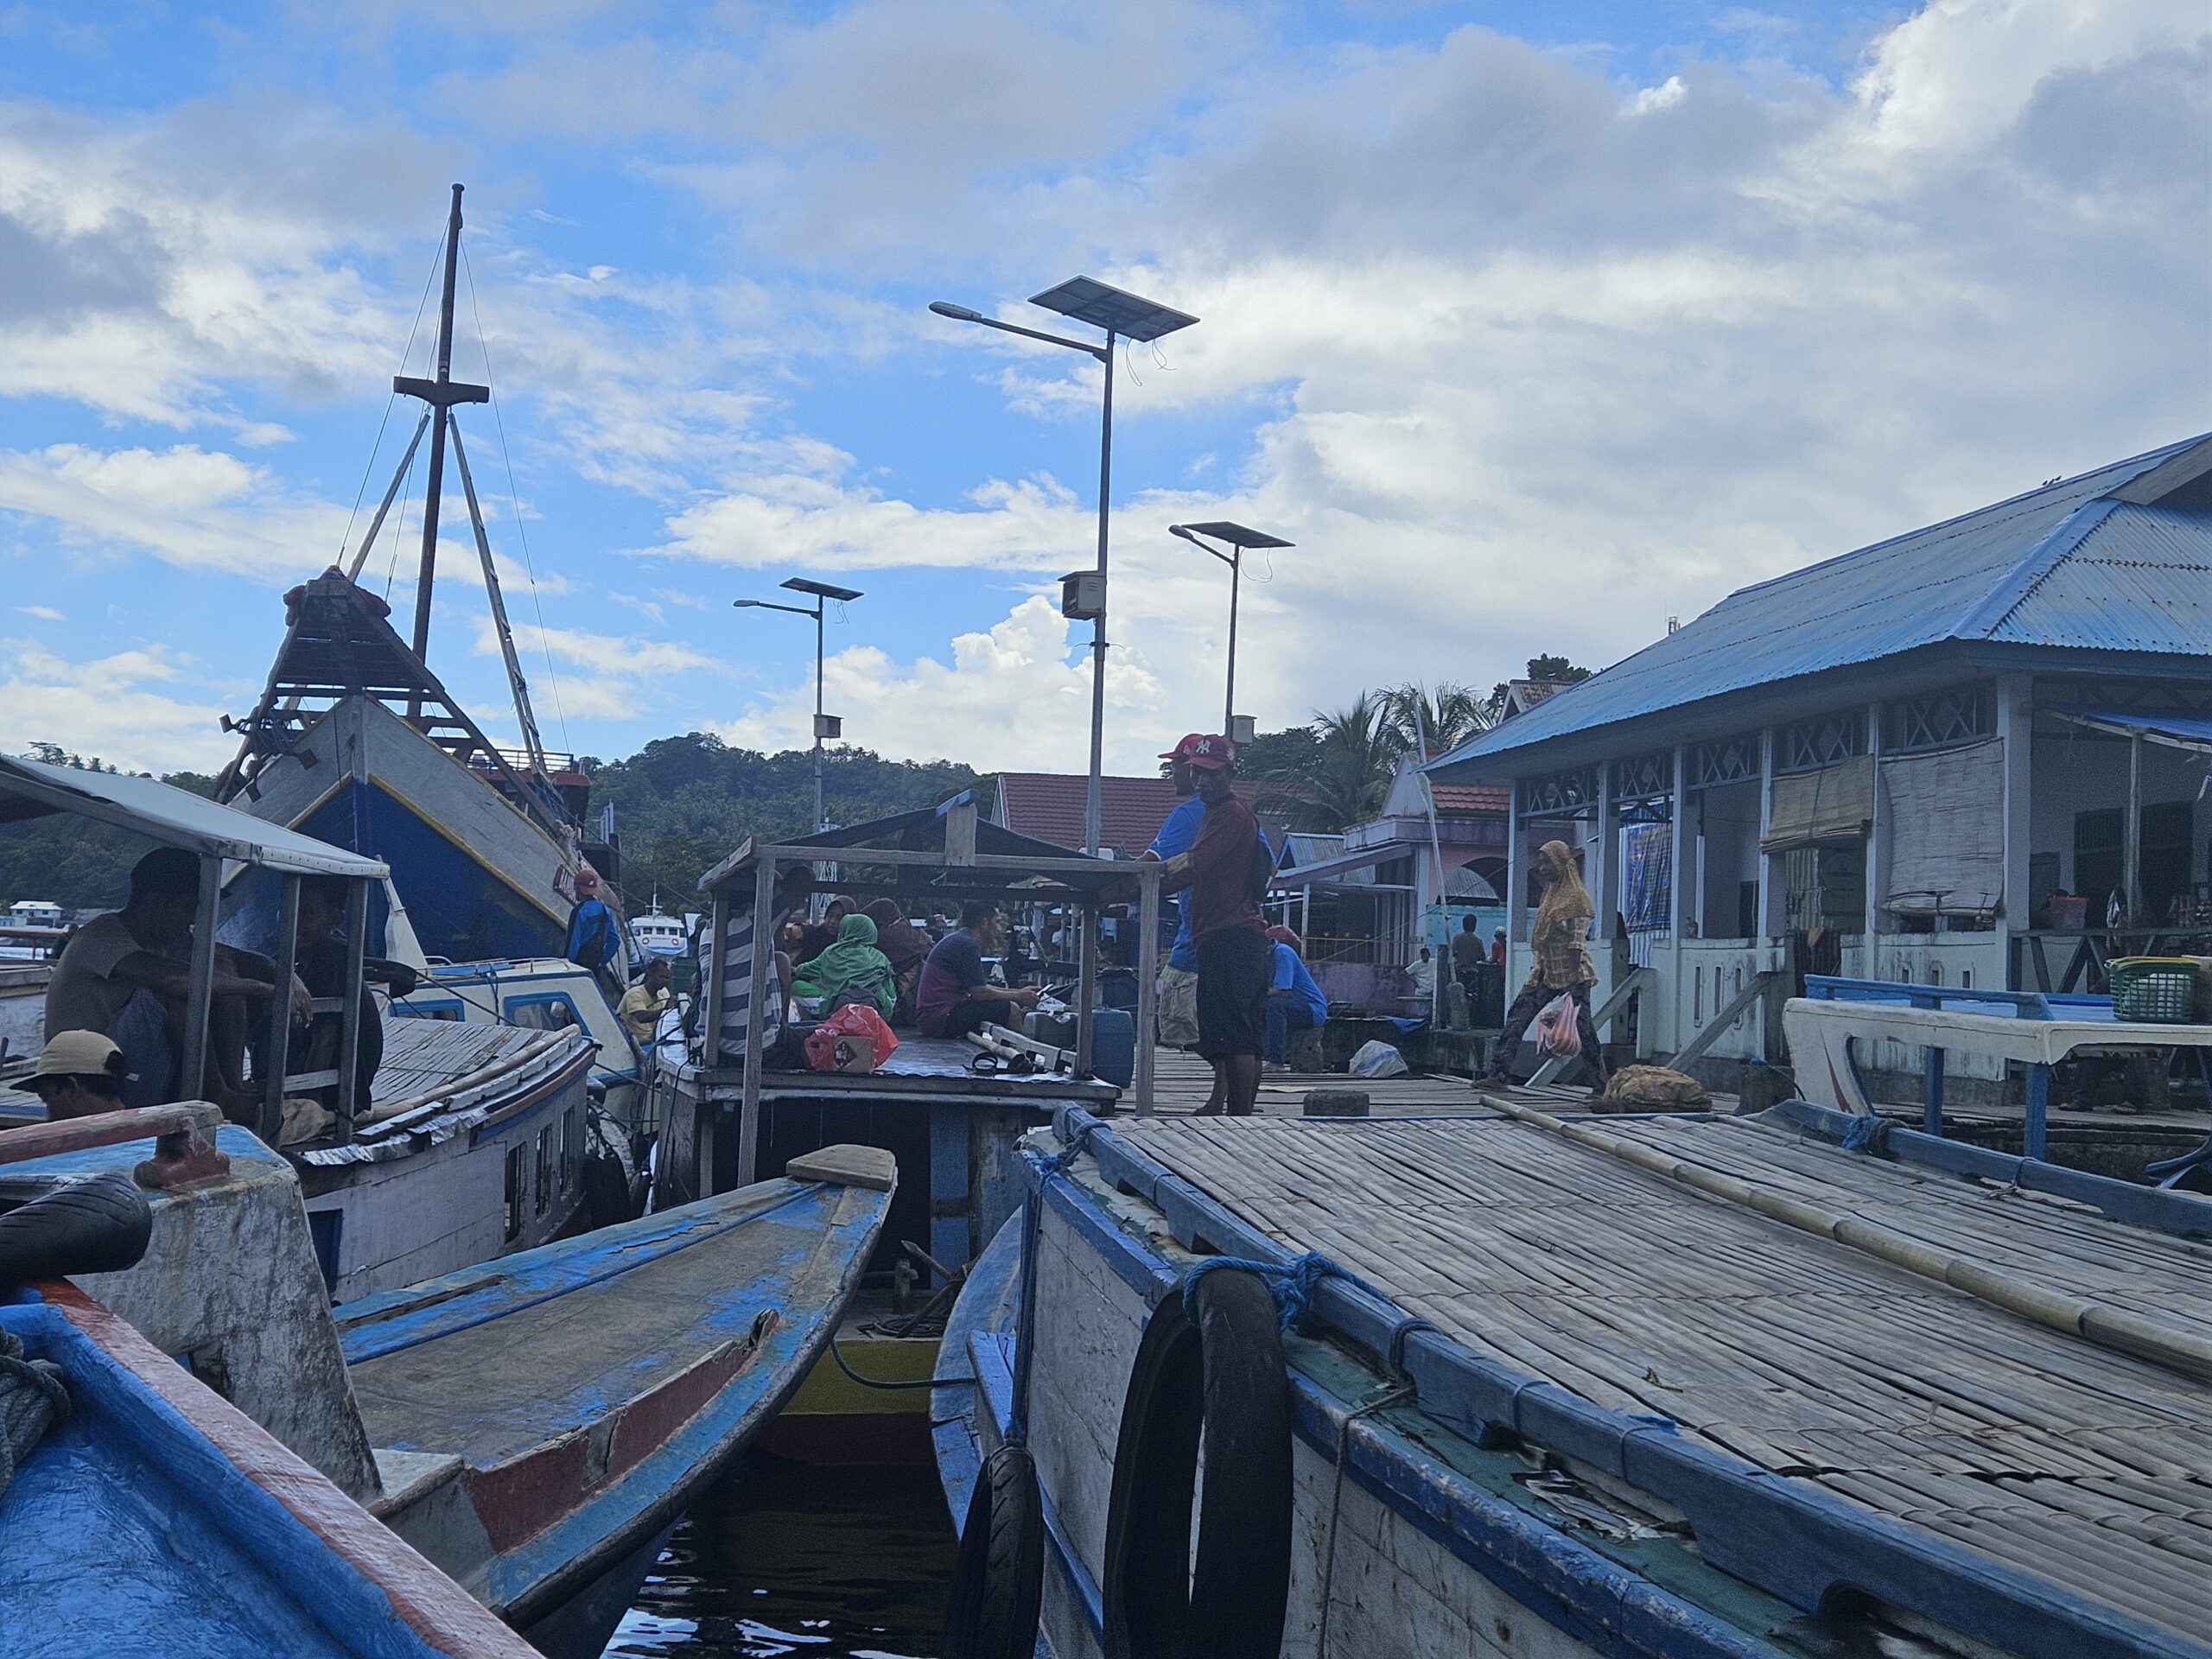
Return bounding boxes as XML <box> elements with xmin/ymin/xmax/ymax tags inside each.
<box><xmin>2048</xmin><ymin>706</ymin><xmax>2212</xmax><ymax>756</ymax></box>
<box><xmin>1269</xmin><ymin>842</ymin><xmax>1414</xmax><ymax>890</ymax></box>
<box><xmin>0</xmin><ymin>753</ymin><xmax>388</xmax><ymax>879</ymax></box>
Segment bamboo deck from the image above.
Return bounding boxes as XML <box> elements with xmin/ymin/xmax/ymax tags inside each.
<box><xmin>1142</xmin><ymin>1046</ymin><xmax>1567</xmax><ymax>1118</ymax></box>
<box><xmin>1111</xmin><ymin>1109</ymin><xmax>2212</xmax><ymax>1644</ymax></box>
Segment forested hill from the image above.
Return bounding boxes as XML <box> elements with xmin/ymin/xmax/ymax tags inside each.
<box><xmin>0</xmin><ymin>735</ymin><xmax>982</xmax><ymax>913</ymax></box>
<box><xmin>590</xmin><ymin>734</ymin><xmax>985</xmax><ymax>906</ymax></box>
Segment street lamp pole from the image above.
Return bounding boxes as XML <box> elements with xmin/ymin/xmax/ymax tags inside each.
<box><xmin>932</xmin><ymin>280</ymin><xmax>1197</xmax><ymax>855</ymax></box>
<box><xmin>734</xmin><ymin>575</ymin><xmax>863</xmax><ymax>833</ymax></box>
<box><xmin>1170</xmin><ymin>521</ymin><xmax>1294</xmax><ymax>743</ymax></box>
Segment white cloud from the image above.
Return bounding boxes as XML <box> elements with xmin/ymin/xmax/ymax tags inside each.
<box><xmin>715</xmin><ymin>596</ymin><xmax>1171</xmax><ymax>772</ymax></box>
<box><xmin>0</xmin><ymin>442</ymin><xmax>351</xmax><ymax>578</ymax></box>
<box><xmin>16</xmin><ymin>605</ymin><xmax>64</xmax><ymax>621</ymax></box>
<box><xmin>473</xmin><ymin>614</ymin><xmax>725</xmax><ymax>724</ymax></box>
<box><xmin>0</xmin><ymin>640</ymin><xmax>237</xmax><ymax>772</ymax></box>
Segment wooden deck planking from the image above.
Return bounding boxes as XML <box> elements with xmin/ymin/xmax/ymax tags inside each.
<box><xmin>1107</xmin><ymin>1111</ymin><xmax>2212</xmax><ymax>1640</ymax></box>
<box><xmin>1142</xmin><ymin>1045</ymin><xmax>1516</xmax><ymax>1118</ymax></box>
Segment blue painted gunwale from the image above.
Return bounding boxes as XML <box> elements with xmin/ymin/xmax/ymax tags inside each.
<box><xmin>340</xmin><ymin>1173</ymin><xmax>892</xmax><ymax>1626</ymax></box>
<box><xmin>1035</xmin><ymin>1107</ymin><xmax>2209</xmax><ymax>1659</ymax></box>
<box><xmin>1766</xmin><ymin>1096</ymin><xmax>2212</xmax><ymax>1236</ymax></box>
<box><xmin>0</xmin><ymin>1291</ymin><xmax>530</xmax><ymax>1659</ymax></box>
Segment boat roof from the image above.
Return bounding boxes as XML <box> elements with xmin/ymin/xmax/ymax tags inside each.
<box><xmin>0</xmin><ymin>753</ymin><xmax>386</xmax><ymax>880</ymax></box>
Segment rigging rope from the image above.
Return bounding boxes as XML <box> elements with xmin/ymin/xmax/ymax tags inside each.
<box><xmin>341</xmin><ymin>229</ymin><xmax>448</xmax><ymax>570</ymax></box>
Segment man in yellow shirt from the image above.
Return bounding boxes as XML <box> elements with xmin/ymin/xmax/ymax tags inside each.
<box><xmin>617</xmin><ymin>958</ymin><xmax>674</xmax><ymax>1044</ymax></box>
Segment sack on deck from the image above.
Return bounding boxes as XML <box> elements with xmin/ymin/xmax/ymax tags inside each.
<box><xmin>1348</xmin><ymin>1039</ymin><xmax>1408</xmax><ymax>1079</ymax></box>
<box><xmin>804</xmin><ymin>1003</ymin><xmax>899</xmax><ymax>1073</ymax></box>
<box><xmin>1595</xmin><ymin>1065</ymin><xmax>1709</xmax><ymax>1115</ymax></box>
<box><xmin>1535</xmin><ymin>993</ymin><xmax>1581</xmax><ymax>1059</ymax></box>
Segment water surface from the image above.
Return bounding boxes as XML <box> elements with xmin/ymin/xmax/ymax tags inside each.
<box><xmin>603</xmin><ymin>1452</ymin><xmax>957</xmax><ymax>1659</ymax></box>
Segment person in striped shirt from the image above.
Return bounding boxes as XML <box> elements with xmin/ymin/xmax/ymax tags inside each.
<box><xmin>704</xmin><ymin>864</ymin><xmax>815</xmax><ymax>1065</ymax></box>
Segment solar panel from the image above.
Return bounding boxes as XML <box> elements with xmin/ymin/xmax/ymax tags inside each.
<box><xmin>1178</xmin><ymin>521</ymin><xmax>1294</xmax><ymax>550</ymax></box>
<box><xmin>1028</xmin><ymin>276</ymin><xmax>1198</xmax><ymax>343</ymax></box>
<box><xmin>782</xmin><ymin>576</ymin><xmax>865</xmax><ymax>602</ymax></box>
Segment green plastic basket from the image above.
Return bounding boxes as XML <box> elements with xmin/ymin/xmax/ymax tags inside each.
<box><xmin>2108</xmin><ymin>957</ymin><xmax>2198</xmax><ymax>1024</ymax></box>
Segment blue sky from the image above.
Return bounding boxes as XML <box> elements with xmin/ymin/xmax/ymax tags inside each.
<box><xmin>1</xmin><ymin>1</ymin><xmax>2205</xmax><ymax>777</ymax></box>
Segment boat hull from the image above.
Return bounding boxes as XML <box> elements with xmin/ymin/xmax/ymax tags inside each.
<box><xmin>339</xmin><ymin>1160</ymin><xmax>895</xmax><ymax>1642</ymax></box>
<box><xmin>234</xmin><ymin>695</ymin><xmax>575</xmax><ymax>963</ymax></box>
<box><xmin>0</xmin><ymin>1284</ymin><xmax>534</xmax><ymax>1659</ymax></box>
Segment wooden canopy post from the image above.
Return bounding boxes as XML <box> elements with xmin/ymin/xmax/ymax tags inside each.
<box><xmin>335</xmin><ymin>877</ymin><xmax>368</xmax><ymax>1141</ymax></box>
<box><xmin>178</xmin><ymin>854</ymin><xmax>221</xmax><ymax>1106</ymax></box>
<box><xmin>2125</xmin><ymin>729</ymin><xmax>2144</xmax><ymax>922</ymax></box>
<box><xmin>1075</xmin><ymin>898</ymin><xmax>1096</xmax><ymax>1078</ymax></box>
<box><xmin>1134</xmin><ymin>864</ymin><xmax>1160</xmax><ymax>1113</ymax></box>
<box><xmin>260</xmin><ymin>873</ymin><xmax>301</xmax><ymax>1144</ymax></box>
<box><xmin>736</xmin><ymin>855</ymin><xmax>775</xmax><ymax>1189</ymax></box>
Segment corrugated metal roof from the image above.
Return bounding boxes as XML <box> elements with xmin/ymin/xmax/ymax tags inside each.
<box><xmin>1431</xmin><ymin>435</ymin><xmax>2212</xmax><ymax>775</ymax></box>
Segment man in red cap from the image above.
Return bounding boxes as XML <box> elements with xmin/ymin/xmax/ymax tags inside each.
<box><xmin>1141</xmin><ymin>734</ymin><xmax>1212</xmax><ymax>1051</ymax></box>
<box><xmin>1159</xmin><ymin>735</ymin><xmax>1271</xmax><ymax>1115</ymax></box>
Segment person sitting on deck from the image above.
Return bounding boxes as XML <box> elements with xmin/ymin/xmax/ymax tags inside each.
<box><xmin>914</xmin><ymin>899</ymin><xmax>1039</xmax><ymax>1039</ymax></box>
<box><xmin>45</xmin><ymin>847</ymin><xmax>308</xmax><ymax>1111</ymax></box>
<box><xmin>1263</xmin><ymin>925</ymin><xmax>1328</xmax><ymax>1075</ymax></box>
<box><xmin>618</xmin><ymin>958</ymin><xmax>674</xmax><ymax>1043</ymax></box>
<box><xmin>1483</xmin><ymin>839</ymin><xmax>1609</xmax><ymax>1095</ymax></box>
<box><xmin>704</xmin><ymin>865</ymin><xmax>813</xmax><ymax>1067</ymax></box>
<box><xmin>1408</xmin><ymin>945</ymin><xmax>1437</xmax><ymax>1001</ymax></box>
<box><xmin>1158</xmin><ymin>736</ymin><xmax>1272</xmax><ymax>1117</ymax></box>
<box><xmin>21</xmin><ymin>1030</ymin><xmax>133</xmax><ymax>1121</ymax></box>
<box><xmin>860</xmin><ymin>899</ymin><xmax>932</xmax><ymax>1023</ymax></box>
<box><xmin>791</xmin><ymin>912</ymin><xmax>897</xmax><ymax>1020</ymax></box>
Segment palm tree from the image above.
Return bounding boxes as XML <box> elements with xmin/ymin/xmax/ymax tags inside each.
<box><xmin>1380</xmin><ymin>682</ymin><xmax>1492</xmax><ymax>761</ymax></box>
<box><xmin>1302</xmin><ymin>695</ymin><xmax>1397</xmax><ymax>831</ymax></box>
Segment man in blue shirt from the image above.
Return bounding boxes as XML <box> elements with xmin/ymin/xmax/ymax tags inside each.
<box><xmin>1143</xmin><ymin>734</ymin><xmax>1210</xmax><ymax>1049</ymax></box>
<box><xmin>1263</xmin><ymin>925</ymin><xmax>1328</xmax><ymax>1071</ymax></box>
<box><xmin>565</xmin><ymin>868</ymin><xmax>620</xmax><ymax>972</ymax></box>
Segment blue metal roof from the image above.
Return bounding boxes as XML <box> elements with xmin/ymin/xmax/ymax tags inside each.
<box><xmin>1430</xmin><ymin>435</ymin><xmax>2212</xmax><ymax>776</ymax></box>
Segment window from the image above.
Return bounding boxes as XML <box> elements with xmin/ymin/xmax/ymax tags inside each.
<box><xmin>393</xmin><ymin>1000</ymin><xmax>465</xmax><ymax>1022</ymax></box>
<box><xmin>505</xmin><ymin>995</ymin><xmax>581</xmax><ymax>1032</ymax></box>
<box><xmin>1883</xmin><ymin>685</ymin><xmax>1993</xmax><ymax>753</ymax></box>
<box><xmin>535</xmin><ymin>1127</ymin><xmax>555</xmax><ymax>1217</ymax></box>
<box><xmin>562</xmin><ymin>1108</ymin><xmax>582</xmax><ymax>1192</ymax></box>
<box><xmin>503</xmin><ymin>1147</ymin><xmax>526</xmax><ymax>1242</ymax></box>
<box><xmin>1778</xmin><ymin>712</ymin><xmax>1866</xmax><ymax>773</ymax></box>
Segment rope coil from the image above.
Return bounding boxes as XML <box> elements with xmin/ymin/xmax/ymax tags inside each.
<box><xmin>0</xmin><ymin>1327</ymin><xmax>70</xmax><ymax>1503</ymax></box>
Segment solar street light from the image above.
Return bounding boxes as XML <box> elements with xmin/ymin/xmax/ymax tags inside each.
<box><xmin>734</xmin><ymin>578</ymin><xmax>865</xmax><ymax>831</ymax></box>
<box><xmin>931</xmin><ymin>277</ymin><xmax>1198</xmax><ymax>856</ymax></box>
<box><xmin>1170</xmin><ymin>522</ymin><xmax>1294</xmax><ymax>736</ymax></box>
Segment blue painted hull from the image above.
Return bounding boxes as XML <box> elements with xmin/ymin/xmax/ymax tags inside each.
<box><xmin>0</xmin><ymin>1291</ymin><xmax>532</xmax><ymax>1659</ymax></box>
<box><xmin>296</xmin><ymin>777</ymin><xmax>564</xmax><ymax>963</ymax></box>
<box><xmin>338</xmin><ymin>1165</ymin><xmax>895</xmax><ymax>1642</ymax></box>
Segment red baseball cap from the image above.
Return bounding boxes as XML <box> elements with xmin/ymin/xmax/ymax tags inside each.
<box><xmin>1168</xmin><ymin>733</ymin><xmax>1236</xmax><ymax>771</ymax></box>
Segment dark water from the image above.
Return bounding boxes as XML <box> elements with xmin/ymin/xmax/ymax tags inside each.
<box><xmin>601</xmin><ymin>1452</ymin><xmax>957</xmax><ymax>1659</ymax></box>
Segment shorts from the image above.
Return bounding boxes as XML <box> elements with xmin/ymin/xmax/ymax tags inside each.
<box><xmin>1156</xmin><ymin>963</ymin><xmax>1199</xmax><ymax>1049</ymax></box>
<box><xmin>1195</xmin><ymin>928</ymin><xmax>1269</xmax><ymax>1062</ymax></box>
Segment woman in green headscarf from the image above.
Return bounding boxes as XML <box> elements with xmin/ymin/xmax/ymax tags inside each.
<box><xmin>791</xmin><ymin>911</ymin><xmax>896</xmax><ymax>1020</ymax></box>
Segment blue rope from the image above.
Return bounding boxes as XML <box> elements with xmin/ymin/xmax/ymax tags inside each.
<box><xmin>1041</xmin><ymin>1121</ymin><xmax>1096</xmax><ymax>1175</ymax></box>
<box><xmin>1840</xmin><ymin>1112</ymin><xmax>1889</xmax><ymax>1154</ymax></box>
<box><xmin>1182</xmin><ymin>1250</ymin><xmax>1342</xmax><ymax>1331</ymax></box>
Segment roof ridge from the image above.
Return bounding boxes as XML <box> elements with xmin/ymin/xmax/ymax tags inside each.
<box><xmin>1952</xmin><ymin>499</ymin><xmax>2122</xmax><ymax>641</ymax></box>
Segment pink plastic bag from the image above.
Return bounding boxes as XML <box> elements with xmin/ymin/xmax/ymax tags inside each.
<box><xmin>804</xmin><ymin>1002</ymin><xmax>899</xmax><ymax>1072</ymax></box>
<box><xmin>1534</xmin><ymin>992</ymin><xmax>1581</xmax><ymax>1060</ymax></box>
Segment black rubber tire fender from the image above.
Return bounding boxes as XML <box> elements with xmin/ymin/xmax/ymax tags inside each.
<box><xmin>0</xmin><ymin>1173</ymin><xmax>154</xmax><ymax>1286</ymax></box>
<box><xmin>942</xmin><ymin>1441</ymin><xmax>1046</xmax><ymax>1659</ymax></box>
<box><xmin>1102</xmin><ymin>1268</ymin><xmax>1295</xmax><ymax>1659</ymax></box>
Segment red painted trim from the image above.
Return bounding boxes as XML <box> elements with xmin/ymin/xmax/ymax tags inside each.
<box><xmin>41</xmin><ymin>1281</ymin><xmax>537</xmax><ymax>1658</ymax></box>
<box><xmin>461</xmin><ymin>1313</ymin><xmax>779</xmax><ymax>1553</ymax></box>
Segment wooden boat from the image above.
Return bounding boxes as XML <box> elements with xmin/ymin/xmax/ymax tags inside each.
<box><xmin>3</xmin><ymin>1104</ymin><xmax>894</xmax><ymax>1657</ymax></box>
<box><xmin>0</xmin><ymin>1280</ymin><xmax>535</xmax><ymax>1658</ymax></box>
<box><xmin>938</xmin><ymin>1101</ymin><xmax>2212</xmax><ymax>1659</ymax></box>
<box><xmin>0</xmin><ymin>754</ymin><xmax>600</xmax><ymax>1303</ymax></box>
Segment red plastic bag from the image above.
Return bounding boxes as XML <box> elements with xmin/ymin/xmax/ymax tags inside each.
<box><xmin>1535</xmin><ymin>992</ymin><xmax>1581</xmax><ymax>1059</ymax></box>
<box><xmin>804</xmin><ymin>1003</ymin><xmax>899</xmax><ymax>1072</ymax></box>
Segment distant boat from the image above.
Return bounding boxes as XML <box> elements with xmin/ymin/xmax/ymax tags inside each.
<box><xmin>630</xmin><ymin>903</ymin><xmax>689</xmax><ymax>962</ymax></box>
<box><xmin>3</xmin><ymin>1108</ymin><xmax>894</xmax><ymax>1657</ymax></box>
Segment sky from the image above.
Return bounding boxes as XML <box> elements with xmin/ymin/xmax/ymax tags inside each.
<box><xmin>0</xmin><ymin>0</ymin><xmax>2206</xmax><ymax>779</ymax></box>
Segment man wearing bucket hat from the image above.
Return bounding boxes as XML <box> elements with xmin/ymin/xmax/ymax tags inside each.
<box><xmin>22</xmin><ymin>1031</ymin><xmax>134</xmax><ymax>1122</ymax></box>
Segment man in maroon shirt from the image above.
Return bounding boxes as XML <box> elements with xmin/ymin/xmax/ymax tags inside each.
<box><xmin>1159</xmin><ymin>735</ymin><xmax>1270</xmax><ymax>1116</ymax></box>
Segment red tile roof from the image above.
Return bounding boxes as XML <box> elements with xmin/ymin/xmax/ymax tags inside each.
<box><xmin>1428</xmin><ymin>783</ymin><xmax>1510</xmax><ymax>816</ymax></box>
<box><xmin>995</xmin><ymin>772</ymin><xmax>1269</xmax><ymax>856</ymax></box>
